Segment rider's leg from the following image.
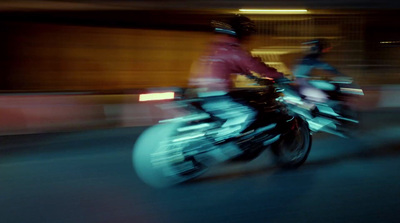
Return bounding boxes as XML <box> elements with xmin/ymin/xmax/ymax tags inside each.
<box><xmin>200</xmin><ymin>95</ymin><xmax>256</xmax><ymax>136</ymax></box>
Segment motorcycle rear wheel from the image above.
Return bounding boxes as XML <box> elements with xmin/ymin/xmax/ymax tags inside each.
<box><xmin>271</xmin><ymin>117</ymin><xmax>312</xmax><ymax>169</ymax></box>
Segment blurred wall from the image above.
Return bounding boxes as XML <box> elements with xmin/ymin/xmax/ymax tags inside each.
<box><xmin>0</xmin><ymin>22</ymin><xmax>212</xmax><ymax>91</ymax></box>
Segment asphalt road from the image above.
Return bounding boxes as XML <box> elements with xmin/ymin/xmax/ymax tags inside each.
<box><xmin>1</xmin><ymin>110</ymin><xmax>400</xmax><ymax>223</ymax></box>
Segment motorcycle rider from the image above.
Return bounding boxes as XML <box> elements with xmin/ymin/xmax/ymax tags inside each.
<box><xmin>189</xmin><ymin>15</ymin><xmax>285</xmax><ymax>139</ymax></box>
<box><xmin>292</xmin><ymin>39</ymin><xmax>349</xmax><ymax>104</ymax></box>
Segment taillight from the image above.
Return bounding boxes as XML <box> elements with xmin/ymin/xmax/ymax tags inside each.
<box><xmin>139</xmin><ymin>92</ymin><xmax>175</xmax><ymax>102</ymax></box>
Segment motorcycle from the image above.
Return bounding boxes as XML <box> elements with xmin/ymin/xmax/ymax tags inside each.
<box><xmin>132</xmin><ymin>78</ymin><xmax>312</xmax><ymax>188</ymax></box>
<box><xmin>281</xmin><ymin>77</ymin><xmax>364</xmax><ymax>137</ymax></box>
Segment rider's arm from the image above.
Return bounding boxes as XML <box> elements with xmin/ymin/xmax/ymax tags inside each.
<box><xmin>314</xmin><ymin>59</ymin><xmax>347</xmax><ymax>76</ymax></box>
<box><xmin>233</xmin><ymin>50</ymin><xmax>284</xmax><ymax>80</ymax></box>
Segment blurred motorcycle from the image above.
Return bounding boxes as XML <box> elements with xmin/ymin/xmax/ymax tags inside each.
<box><xmin>281</xmin><ymin>76</ymin><xmax>364</xmax><ymax>137</ymax></box>
<box><xmin>133</xmin><ymin>78</ymin><xmax>312</xmax><ymax>188</ymax></box>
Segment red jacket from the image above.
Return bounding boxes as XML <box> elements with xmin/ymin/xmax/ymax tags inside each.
<box><xmin>190</xmin><ymin>35</ymin><xmax>283</xmax><ymax>91</ymax></box>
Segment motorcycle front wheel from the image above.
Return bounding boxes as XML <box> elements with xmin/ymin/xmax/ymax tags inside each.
<box><xmin>271</xmin><ymin>117</ymin><xmax>312</xmax><ymax>169</ymax></box>
<box><xmin>132</xmin><ymin>123</ymin><xmax>207</xmax><ymax>188</ymax></box>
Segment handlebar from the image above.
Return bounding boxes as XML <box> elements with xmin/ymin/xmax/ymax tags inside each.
<box><xmin>307</xmin><ymin>76</ymin><xmax>353</xmax><ymax>83</ymax></box>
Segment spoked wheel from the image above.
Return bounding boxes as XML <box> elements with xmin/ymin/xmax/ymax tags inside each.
<box><xmin>271</xmin><ymin>117</ymin><xmax>312</xmax><ymax>169</ymax></box>
<box><xmin>133</xmin><ymin>123</ymin><xmax>207</xmax><ymax>188</ymax></box>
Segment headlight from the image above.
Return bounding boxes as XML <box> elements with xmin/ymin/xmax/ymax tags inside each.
<box><xmin>339</xmin><ymin>88</ymin><xmax>364</xmax><ymax>96</ymax></box>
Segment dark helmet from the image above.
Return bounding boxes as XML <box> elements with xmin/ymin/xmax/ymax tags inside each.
<box><xmin>211</xmin><ymin>15</ymin><xmax>256</xmax><ymax>39</ymax></box>
<box><xmin>302</xmin><ymin>39</ymin><xmax>332</xmax><ymax>56</ymax></box>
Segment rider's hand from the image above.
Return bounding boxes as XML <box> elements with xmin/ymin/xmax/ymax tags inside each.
<box><xmin>260</xmin><ymin>76</ymin><xmax>274</xmax><ymax>81</ymax></box>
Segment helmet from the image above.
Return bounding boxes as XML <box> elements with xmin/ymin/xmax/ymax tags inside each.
<box><xmin>302</xmin><ymin>39</ymin><xmax>332</xmax><ymax>56</ymax></box>
<box><xmin>211</xmin><ymin>15</ymin><xmax>256</xmax><ymax>39</ymax></box>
